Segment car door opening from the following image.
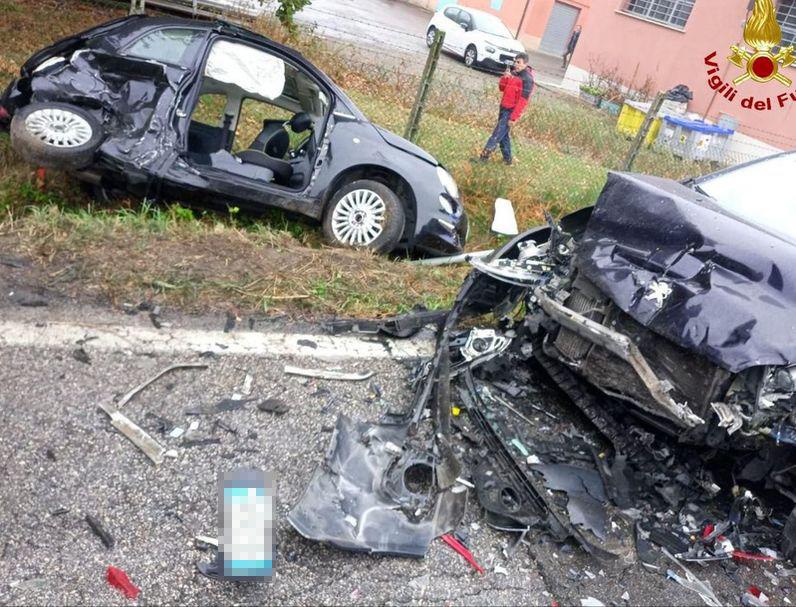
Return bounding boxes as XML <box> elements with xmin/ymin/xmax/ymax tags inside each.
<box><xmin>187</xmin><ymin>39</ymin><xmax>329</xmax><ymax>190</ymax></box>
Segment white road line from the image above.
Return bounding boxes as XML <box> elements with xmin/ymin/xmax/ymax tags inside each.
<box><xmin>0</xmin><ymin>320</ymin><xmax>434</xmax><ymax>361</ymax></box>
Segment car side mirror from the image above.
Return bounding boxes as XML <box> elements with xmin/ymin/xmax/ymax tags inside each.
<box><xmin>460</xmin><ymin>22</ymin><xmax>469</xmax><ymax>30</ymax></box>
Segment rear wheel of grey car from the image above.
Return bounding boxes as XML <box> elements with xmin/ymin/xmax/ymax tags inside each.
<box><xmin>426</xmin><ymin>26</ymin><xmax>437</xmax><ymax>47</ymax></box>
<box><xmin>323</xmin><ymin>180</ymin><xmax>405</xmax><ymax>254</ymax></box>
<box><xmin>464</xmin><ymin>45</ymin><xmax>477</xmax><ymax>67</ymax></box>
<box><xmin>10</xmin><ymin>103</ymin><xmax>103</xmax><ymax>171</ymax></box>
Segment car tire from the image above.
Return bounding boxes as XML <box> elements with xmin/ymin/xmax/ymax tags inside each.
<box><xmin>323</xmin><ymin>179</ymin><xmax>406</xmax><ymax>254</ymax></box>
<box><xmin>10</xmin><ymin>102</ymin><xmax>103</xmax><ymax>171</ymax></box>
<box><xmin>426</xmin><ymin>26</ymin><xmax>437</xmax><ymax>48</ymax></box>
<box><xmin>464</xmin><ymin>45</ymin><xmax>477</xmax><ymax>68</ymax></box>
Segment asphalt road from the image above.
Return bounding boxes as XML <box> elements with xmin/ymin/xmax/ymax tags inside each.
<box><xmin>1</xmin><ymin>298</ymin><xmax>794</xmax><ymax>606</ymax></box>
<box><xmin>294</xmin><ymin>0</ymin><xmax>567</xmax><ymax>92</ymax></box>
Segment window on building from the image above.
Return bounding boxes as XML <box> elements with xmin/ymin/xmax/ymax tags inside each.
<box><xmin>778</xmin><ymin>0</ymin><xmax>796</xmax><ymax>48</ymax></box>
<box><xmin>623</xmin><ymin>0</ymin><xmax>696</xmax><ymax>28</ymax></box>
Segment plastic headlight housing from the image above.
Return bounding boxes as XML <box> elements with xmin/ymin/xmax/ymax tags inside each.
<box><xmin>437</xmin><ymin>166</ymin><xmax>460</xmax><ymax>201</ymax></box>
<box><xmin>33</xmin><ymin>56</ymin><xmax>66</xmax><ymax>73</ymax></box>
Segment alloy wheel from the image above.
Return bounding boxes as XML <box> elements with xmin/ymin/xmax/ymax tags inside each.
<box><xmin>331</xmin><ymin>189</ymin><xmax>386</xmax><ymax>246</ymax></box>
<box><xmin>24</xmin><ymin>107</ymin><xmax>93</xmax><ymax>148</ymax></box>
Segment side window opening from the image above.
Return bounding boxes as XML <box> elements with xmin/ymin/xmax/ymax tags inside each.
<box><xmin>186</xmin><ymin>39</ymin><xmax>331</xmax><ymax>191</ymax></box>
<box><xmin>192</xmin><ymin>93</ymin><xmax>227</xmax><ymax>127</ymax></box>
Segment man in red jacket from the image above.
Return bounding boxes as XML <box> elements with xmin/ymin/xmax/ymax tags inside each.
<box><xmin>476</xmin><ymin>53</ymin><xmax>534</xmax><ymax>166</ymax></box>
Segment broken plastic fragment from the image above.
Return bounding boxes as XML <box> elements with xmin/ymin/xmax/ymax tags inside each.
<box><xmin>99</xmin><ymin>401</ymin><xmax>166</xmax><ymax>465</ymax></box>
<box><xmin>116</xmin><ymin>363</ymin><xmax>207</xmax><ymax>408</ymax></box>
<box><xmin>455</xmin><ymin>477</ymin><xmax>475</xmax><ymax>489</ymax></box>
<box><xmin>440</xmin><ymin>533</ymin><xmax>484</xmax><ymax>574</ymax></box>
<box><xmin>284</xmin><ymin>365</ymin><xmax>374</xmax><ymax>381</ymax></box>
<box><xmin>580</xmin><ymin>598</ymin><xmax>605</xmax><ymax>607</ymax></box>
<box><xmin>733</xmin><ymin>550</ymin><xmax>776</xmax><ymax>563</ymax></box>
<box><xmin>257</xmin><ymin>399</ymin><xmax>290</xmax><ymax>415</ymax></box>
<box><xmin>86</xmin><ymin>515</ymin><xmax>114</xmax><ymax>549</ymax></box>
<box><xmin>107</xmin><ymin>566</ymin><xmax>139</xmax><ymax>599</ymax></box>
<box><xmin>510</xmin><ymin>439</ymin><xmax>529</xmax><ymax>457</ymax></box>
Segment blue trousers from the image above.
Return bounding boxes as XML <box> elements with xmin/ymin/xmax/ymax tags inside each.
<box><xmin>484</xmin><ymin>107</ymin><xmax>513</xmax><ymax>162</ymax></box>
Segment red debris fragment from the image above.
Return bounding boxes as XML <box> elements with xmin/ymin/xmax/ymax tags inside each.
<box><xmin>748</xmin><ymin>586</ymin><xmax>762</xmax><ymax>598</ymax></box>
<box><xmin>35</xmin><ymin>167</ymin><xmax>46</xmax><ymax>191</ymax></box>
<box><xmin>702</xmin><ymin>524</ymin><xmax>715</xmax><ymax>539</ymax></box>
<box><xmin>440</xmin><ymin>533</ymin><xmax>484</xmax><ymax>574</ymax></box>
<box><xmin>732</xmin><ymin>550</ymin><xmax>776</xmax><ymax>563</ymax></box>
<box><xmin>106</xmin><ymin>566</ymin><xmax>139</xmax><ymax>599</ymax></box>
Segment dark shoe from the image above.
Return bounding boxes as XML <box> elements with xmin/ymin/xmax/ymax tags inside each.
<box><xmin>470</xmin><ymin>154</ymin><xmax>490</xmax><ymax>164</ymax></box>
<box><xmin>503</xmin><ymin>158</ymin><xmax>513</xmax><ymax>166</ymax></box>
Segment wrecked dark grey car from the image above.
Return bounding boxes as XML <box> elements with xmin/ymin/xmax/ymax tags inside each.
<box><xmin>290</xmin><ymin>152</ymin><xmax>796</xmax><ymax>569</ymax></box>
<box><xmin>469</xmin><ymin>152</ymin><xmax>796</xmax><ymax>550</ymax></box>
<box><xmin>497</xmin><ymin>152</ymin><xmax>796</xmax><ymax>441</ymax></box>
<box><xmin>0</xmin><ymin>16</ymin><xmax>467</xmax><ymax>256</ymax></box>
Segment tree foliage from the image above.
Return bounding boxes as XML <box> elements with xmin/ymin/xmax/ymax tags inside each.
<box><xmin>275</xmin><ymin>0</ymin><xmax>312</xmax><ymax>31</ymax></box>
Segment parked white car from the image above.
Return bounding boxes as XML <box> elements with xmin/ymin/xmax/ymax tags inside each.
<box><xmin>426</xmin><ymin>5</ymin><xmax>526</xmax><ymax>70</ymax></box>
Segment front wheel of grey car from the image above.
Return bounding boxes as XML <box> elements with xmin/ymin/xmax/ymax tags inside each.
<box><xmin>323</xmin><ymin>180</ymin><xmax>406</xmax><ymax>254</ymax></box>
<box><xmin>10</xmin><ymin>102</ymin><xmax>103</xmax><ymax>171</ymax></box>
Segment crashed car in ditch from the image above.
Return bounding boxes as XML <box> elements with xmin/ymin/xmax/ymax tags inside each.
<box><xmin>0</xmin><ymin>16</ymin><xmax>467</xmax><ymax>256</ymax></box>
<box><xmin>290</xmin><ymin>151</ymin><xmax>796</xmax><ymax>565</ymax></box>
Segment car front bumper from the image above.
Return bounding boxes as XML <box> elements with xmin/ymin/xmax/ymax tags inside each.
<box><xmin>480</xmin><ymin>51</ymin><xmax>520</xmax><ymax>72</ymax></box>
<box><xmin>413</xmin><ymin>201</ymin><xmax>468</xmax><ymax>257</ymax></box>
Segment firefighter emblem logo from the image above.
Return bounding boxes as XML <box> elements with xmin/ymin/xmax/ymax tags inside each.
<box><xmin>729</xmin><ymin>0</ymin><xmax>794</xmax><ymax>86</ymax></box>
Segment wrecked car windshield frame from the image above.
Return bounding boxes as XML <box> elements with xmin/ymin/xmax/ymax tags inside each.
<box><xmin>120</xmin><ymin>26</ymin><xmax>208</xmax><ymax>67</ymax></box>
<box><xmin>694</xmin><ymin>151</ymin><xmax>796</xmax><ymax>242</ymax></box>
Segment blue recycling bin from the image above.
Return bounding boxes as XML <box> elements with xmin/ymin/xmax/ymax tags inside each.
<box><xmin>655</xmin><ymin>116</ymin><xmax>735</xmax><ymax>163</ymax></box>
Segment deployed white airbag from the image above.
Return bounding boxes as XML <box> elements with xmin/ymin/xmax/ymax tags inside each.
<box><xmin>204</xmin><ymin>40</ymin><xmax>285</xmax><ymax>100</ymax></box>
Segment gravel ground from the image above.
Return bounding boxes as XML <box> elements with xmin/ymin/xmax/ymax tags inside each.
<box><xmin>1</xmin><ymin>302</ymin><xmax>794</xmax><ymax>606</ymax></box>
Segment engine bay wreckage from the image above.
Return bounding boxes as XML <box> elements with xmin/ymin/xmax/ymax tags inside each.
<box><xmin>289</xmin><ymin>169</ymin><xmax>796</xmax><ymax>567</ymax></box>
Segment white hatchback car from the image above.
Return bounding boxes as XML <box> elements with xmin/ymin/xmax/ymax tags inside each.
<box><xmin>426</xmin><ymin>5</ymin><xmax>526</xmax><ymax>70</ymax></box>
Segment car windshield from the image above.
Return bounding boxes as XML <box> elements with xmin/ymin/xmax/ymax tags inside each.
<box><xmin>696</xmin><ymin>153</ymin><xmax>796</xmax><ymax>240</ymax></box>
<box><xmin>473</xmin><ymin>13</ymin><xmax>513</xmax><ymax>38</ymax></box>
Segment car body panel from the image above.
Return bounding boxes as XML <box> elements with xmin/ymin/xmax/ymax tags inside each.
<box><xmin>1</xmin><ymin>16</ymin><xmax>466</xmax><ymax>256</ymax></box>
<box><xmin>575</xmin><ymin>172</ymin><xmax>796</xmax><ymax>373</ymax></box>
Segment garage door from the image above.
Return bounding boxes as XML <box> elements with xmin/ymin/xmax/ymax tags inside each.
<box><xmin>539</xmin><ymin>1</ymin><xmax>580</xmax><ymax>56</ymax></box>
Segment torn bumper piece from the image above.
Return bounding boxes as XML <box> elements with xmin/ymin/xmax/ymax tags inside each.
<box><xmin>287</xmin><ymin>415</ymin><xmax>466</xmax><ymax>557</ymax></box>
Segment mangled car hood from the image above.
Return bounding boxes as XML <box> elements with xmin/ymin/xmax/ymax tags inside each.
<box><xmin>577</xmin><ymin>172</ymin><xmax>796</xmax><ymax>373</ymax></box>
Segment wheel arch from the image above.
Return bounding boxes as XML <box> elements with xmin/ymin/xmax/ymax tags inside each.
<box><xmin>323</xmin><ymin>164</ymin><xmax>417</xmax><ymax>243</ymax></box>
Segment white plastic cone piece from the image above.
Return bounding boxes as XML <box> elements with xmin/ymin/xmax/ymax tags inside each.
<box><xmin>492</xmin><ymin>198</ymin><xmax>519</xmax><ymax>236</ymax></box>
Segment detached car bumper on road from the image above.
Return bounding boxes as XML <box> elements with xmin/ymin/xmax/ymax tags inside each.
<box><xmin>0</xmin><ymin>15</ymin><xmax>467</xmax><ymax>257</ymax></box>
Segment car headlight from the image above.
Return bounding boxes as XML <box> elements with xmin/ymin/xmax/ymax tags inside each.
<box><xmin>437</xmin><ymin>166</ymin><xmax>460</xmax><ymax>201</ymax></box>
<box><xmin>485</xmin><ymin>45</ymin><xmax>496</xmax><ymax>54</ymax></box>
